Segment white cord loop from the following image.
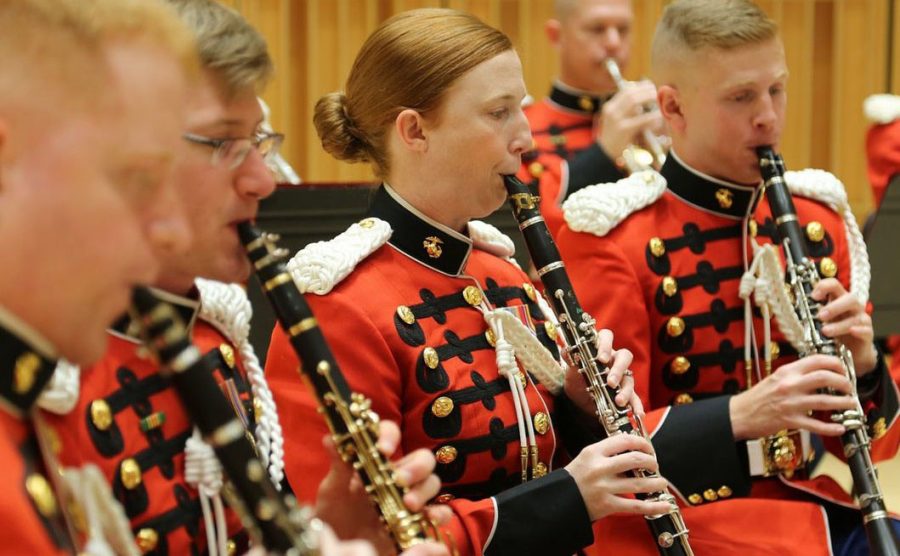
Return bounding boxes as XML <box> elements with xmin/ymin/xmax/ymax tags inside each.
<box><xmin>184</xmin><ymin>428</ymin><xmax>228</xmax><ymax>556</ymax></box>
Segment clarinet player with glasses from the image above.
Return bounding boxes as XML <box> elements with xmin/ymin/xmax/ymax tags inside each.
<box><xmin>41</xmin><ymin>1</ymin><xmax>444</xmax><ymax>554</ymax></box>
<box><xmin>558</xmin><ymin>1</ymin><xmax>900</xmax><ymax>554</ymax></box>
<box><xmin>265</xmin><ymin>8</ymin><xmax>673</xmax><ymax>556</ymax></box>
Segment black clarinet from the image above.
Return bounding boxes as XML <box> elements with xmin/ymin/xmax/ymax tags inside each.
<box><xmin>757</xmin><ymin>147</ymin><xmax>899</xmax><ymax>556</ymax></box>
<box><xmin>238</xmin><ymin>221</ymin><xmax>445</xmax><ymax>552</ymax></box>
<box><xmin>503</xmin><ymin>175</ymin><xmax>693</xmax><ymax>555</ymax></box>
<box><xmin>130</xmin><ymin>286</ymin><xmax>323</xmax><ymax>555</ymax></box>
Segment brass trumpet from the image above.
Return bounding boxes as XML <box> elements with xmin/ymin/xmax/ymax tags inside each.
<box><xmin>604</xmin><ymin>58</ymin><xmax>668</xmax><ymax>173</ymax></box>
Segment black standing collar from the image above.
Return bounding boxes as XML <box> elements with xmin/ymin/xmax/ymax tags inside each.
<box><xmin>110</xmin><ymin>287</ymin><xmax>201</xmax><ymax>342</ymax></box>
<box><xmin>367</xmin><ymin>185</ymin><xmax>473</xmax><ymax>276</ymax></box>
<box><xmin>0</xmin><ymin>308</ymin><xmax>58</xmax><ymax>417</ymax></box>
<box><xmin>661</xmin><ymin>152</ymin><xmax>761</xmax><ymax>220</ymax></box>
<box><xmin>548</xmin><ymin>81</ymin><xmax>610</xmax><ymax>115</ymax></box>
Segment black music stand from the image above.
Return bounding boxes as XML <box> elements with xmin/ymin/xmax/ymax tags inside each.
<box><xmin>868</xmin><ymin>174</ymin><xmax>900</xmax><ymax>337</ymax></box>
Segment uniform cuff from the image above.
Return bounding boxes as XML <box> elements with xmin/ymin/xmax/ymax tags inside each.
<box><xmin>486</xmin><ymin>469</ymin><xmax>593</xmax><ymax>556</ymax></box>
<box><xmin>653</xmin><ymin>396</ymin><xmax>752</xmax><ymax>503</ymax></box>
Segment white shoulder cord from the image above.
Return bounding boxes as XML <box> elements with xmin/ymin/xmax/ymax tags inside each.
<box><xmin>479</xmin><ymin>302</ymin><xmax>538</xmax><ymax>483</ymax></box>
<box><xmin>61</xmin><ymin>464</ymin><xmax>139</xmax><ymax>556</ymax></box>
<box><xmin>184</xmin><ymin>428</ymin><xmax>228</xmax><ymax>556</ymax></box>
<box><xmin>785</xmin><ymin>170</ymin><xmax>871</xmax><ymax>304</ymax></box>
<box><xmin>196</xmin><ymin>279</ymin><xmax>285</xmax><ymax>489</ymax></box>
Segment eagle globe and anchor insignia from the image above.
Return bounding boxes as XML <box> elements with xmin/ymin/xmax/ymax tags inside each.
<box><xmin>423</xmin><ymin>236</ymin><xmax>444</xmax><ymax>259</ymax></box>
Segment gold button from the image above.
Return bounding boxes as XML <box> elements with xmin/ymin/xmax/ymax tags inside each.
<box><xmin>431</xmin><ymin>396</ymin><xmax>454</xmax><ymax>418</ymax></box>
<box><xmin>120</xmin><ymin>458</ymin><xmax>143</xmax><ymax>490</ymax></box>
<box><xmin>529</xmin><ymin>161</ymin><xmax>544</xmax><ymax>178</ymax></box>
<box><xmin>661</xmin><ymin>276</ymin><xmax>678</xmax><ymax>297</ymax></box>
<box><xmin>14</xmin><ymin>352</ymin><xmax>40</xmax><ymax>394</ymax></box>
<box><xmin>543</xmin><ymin>321</ymin><xmax>558</xmax><ymax>340</ymax></box>
<box><xmin>550</xmin><ymin>134</ymin><xmax>567</xmax><ymax>146</ymax></box>
<box><xmin>717</xmin><ymin>485</ymin><xmax>733</xmax><ymax>499</ymax></box>
<box><xmin>748</xmin><ymin>220</ymin><xmax>758</xmax><ymax>237</ymax></box>
<box><xmin>90</xmin><ymin>399</ymin><xmax>113</xmax><ymax>431</ymax></box>
<box><xmin>703</xmin><ymin>488</ymin><xmax>718</xmax><ymax>502</ymax></box>
<box><xmin>423</xmin><ymin>347</ymin><xmax>439</xmax><ymax>369</ymax></box>
<box><xmin>805</xmin><ymin>221</ymin><xmax>825</xmax><ymax>242</ymax></box>
<box><xmin>435</xmin><ymin>493</ymin><xmax>455</xmax><ymax>504</ymax></box>
<box><xmin>671</xmin><ymin>356</ymin><xmax>691</xmax><ymax>375</ymax></box>
<box><xmin>688</xmin><ymin>493</ymin><xmax>703</xmax><ymax>505</ymax></box>
<box><xmin>578</xmin><ymin>95</ymin><xmax>594</xmax><ymax>112</ymax></box>
<box><xmin>674</xmin><ymin>392</ymin><xmax>694</xmax><ymax>405</ymax></box>
<box><xmin>463</xmin><ymin>285</ymin><xmax>483</xmax><ymax>306</ymax></box>
<box><xmin>135</xmin><ymin>528</ymin><xmax>159</xmax><ymax>553</ymax></box>
<box><xmin>666</xmin><ymin>317</ymin><xmax>685</xmax><ymax>337</ymax></box>
<box><xmin>715</xmin><ymin>188</ymin><xmax>733</xmax><ymax>209</ymax></box>
<box><xmin>872</xmin><ymin>416</ymin><xmax>887</xmax><ymax>440</ymax></box>
<box><xmin>769</xmin><ymin>341</ymin><xmax>781</xmax><ymax>360</ymax></box>
<box><xmin>649</xmin><ymin>237</ymin><xmax>666</xmax><ymax>257</ymax></box>
<box><xmin>533</xmin><ymin>412</ymin><xmax>550</xmax><ymax>435</ymax></box>
<box><xmin>219</xmin><ymin>343</ymin><xmax>236</xmax><ymax>369</ymax></box>
<box><xmin>397</xmin><ymin>305</ymin><xmax>416</xmax><ymax>325</ymax></box>
<box><xmin>485</xmin><ymin>329</ymin><xmax>497</xmax><ymax>347</ymax></box>
<box><xmin>436</xmin><ymin>445</ymin><xmax>458</xmax><ymax>464</ymax></box>
<box><xmin>358</xmin><ymin>218</ymin><xmax>376</xmax><ymax>229</ymax></box>
<box><xmin>226</xmin><ymin>539</ymin><xmax>237</xmax><ymax>556</ymax></box>
<box><xmin>533</xmin><ymin>462</ymin><xmax>548</xmax><ymax>478</ymax></box>
<box><xmin>819</xmin><ymin>257</ymin><xmax>837</xmax><ymax>278</ymax></box>
<box><xmin>523</xmin><ymin>282</ymin><xmax>537</xmax><ymax>302</ymax></box>
<box><xmin>25</xmin><ymin>473</ymin><xmax>58</xmax><ymax>518</ymax></box>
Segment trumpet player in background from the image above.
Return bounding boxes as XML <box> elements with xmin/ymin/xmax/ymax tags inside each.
<box><xmin>519</xmin><ymin>0</ymin><xmax>666</xmax><ymax>238</ymax></box>
<box><xmin>39</xmin><ymin>1</ymin><xmax>445</xmax><ymax>554</ymax></box>
<box><xmin>557</xmin><ymin>0</ymin><xmax>900</xmax><ymax>554</ymax></box>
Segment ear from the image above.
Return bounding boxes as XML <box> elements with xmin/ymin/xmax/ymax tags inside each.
<box><xmin>545</xmin><ymin>19</ymin><xmax>561</xmax><ymax>48</ymax></box>
<box><xmin>657</xmin><ymin>85</ymin><xmax>685</xmax><ymax>134</ymax></box>
<box><xmin>393</xmin><ymin>108</ymin><xmax>428</xmax><ymax>153</ymax></box>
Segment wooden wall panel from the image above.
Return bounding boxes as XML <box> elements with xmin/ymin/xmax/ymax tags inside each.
<box><xmin>219</xmin><ymin>0</ymin><xmax>895</xmax><ymax>219</ymax></box>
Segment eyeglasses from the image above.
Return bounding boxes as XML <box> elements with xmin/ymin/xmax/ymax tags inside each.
<box><xmin>183</xmin><ymin>130</ymin><xmax>285</xmax><ymax>170</ymax></box>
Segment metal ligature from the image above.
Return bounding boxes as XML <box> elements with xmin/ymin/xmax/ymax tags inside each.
<box><xmin>756</xmin><ymin>147</ymin><xmax>899</xmax><ymax>556</ymax></box>
<box><xmin>130</xmin><ymin>286</ymin><xmax>323</xmax><ymax>555</ymax></box>
<box><xmin>503</xmin><ymin>175</ymin><xmax>693</xmax><ymax>555</ymax></box>
<box><xmin>604</xmin><ymin>58</ymin><xmax>668</xmax><ymax>174</ymax></box>
<box><xmin>238</xmin><ymin>221</ymin><xmax>447</xmax><ymax>553</ymax></box>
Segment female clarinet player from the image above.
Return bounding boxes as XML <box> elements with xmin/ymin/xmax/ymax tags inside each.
<box><xmin>265</xmin><ymin>9</ymin><xmax>672</xmax><ymax>556</ymax></box>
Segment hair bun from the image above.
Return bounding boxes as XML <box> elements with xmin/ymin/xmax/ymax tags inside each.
<box><xmin>313</xmin><ymin>92</ymin><xmax>370</xmax><ymax>163</ymax></box>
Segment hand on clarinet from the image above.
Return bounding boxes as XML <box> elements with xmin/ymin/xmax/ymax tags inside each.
<box><xmin>563</xmin><ymin>328</ymin><xmax>644</xmax><ymax>418</ymax></box>
<box><xmin>812</xmin><ymin>278</ymin><xmax>878</xmax><ymax>375</ymax></box>
<box><xmin>315</xmin><ymin>420</ymin><xmax>450</xmax><ymax>555</ymax></box>
<box><xmin>729</xmin><ymin>353</ymin><xmax>857</xmax><ymax>440</ymax></box>
<box><xmin>564</xmin><ymin>433</ymin><xmax>672</xmax><ymax>521</ymax></box>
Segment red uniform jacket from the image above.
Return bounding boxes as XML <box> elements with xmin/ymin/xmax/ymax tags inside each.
<box><xmin>43</xmin><ymin>287</ymin><xmax>262</xmax><ymax>555</ymax></box>
<box><xmin>0</xmin><ymin>315</ymin><xmax>74</xmax><ymax>555</ymax></box>
<box><xmin>265</xmin><ymin>185</ymin><xmax>596</xmax><ymax>556</ymax></box>
<box><xmin>519</xmin><ymin>84</ymin><xmax>625</xmax><ymax>238</ymax></box>
<box><xmin>557</xmin><ymin>153</ymin><xmax>900</xmax><ymax>554</ymax></box>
